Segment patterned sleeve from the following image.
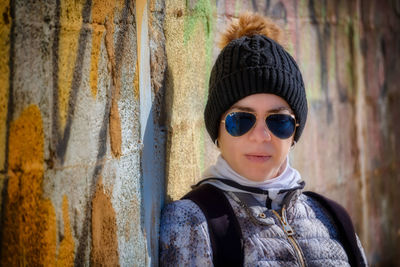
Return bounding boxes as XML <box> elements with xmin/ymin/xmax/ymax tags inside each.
<box><xmin>159</xmin><ymin>199</ymin><xmax>213</xmax><ymax>266</ymax></box>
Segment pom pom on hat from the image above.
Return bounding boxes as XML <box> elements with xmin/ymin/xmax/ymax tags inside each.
<box><xmin>204</xmin><ymin>12</ymin><xmax>308</xmax><ymax>143</ymax></box>
<box><xmin>219</xmin><ymin>12</ymin><xmax>286</xmax><ymax>49</ymax></box>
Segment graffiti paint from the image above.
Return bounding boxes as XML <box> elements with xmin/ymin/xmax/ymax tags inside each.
<box><xmin>89</xmin><ymin>25</ymin><xmax>105</xmax><ymax>99</ymax></box>
<box><xmin>56</xmin><ymin>196</ymin><xmax>75</xmax><ymax>266</ymax></box>
<box><xmin>164</xmin><ymin>0</ymin><xmax>217</xmax><ymax>200</ymax></box>
<box><xmin>1</xmin><ymin>105</ymin><xmax>57</xmax><ymax>266</ymax></box>
<box><xmin>74</xmin><ymin>0</ymin><xmax>136</xmax><ymax>263</ymax></box>
<box><xmin>105</xmin><ymin>18</ymin><xmax>123</xmax><ymax>158</ymax></box>
<box><xmin>183</xmin><ymin>0</ymin><xmax>215</xmax><ymax>71</ymax></box>
<box><xmin>91</xmin><ymin>177</ymin><xmax>119</xmax><ymax>266</ymax></box>
<box><xmin>103</xmin><ymin>0</ymin><xmax>128</xmax><ymax>159</ymax></box>
<box><xmin>53</xmin><ymin>0</ymin><xmax>93</xmax><ymax>164</ymax></box>
<box><xmin>89</xmin><ymin>0</ymin><xmax>118</xmax><ymax>98</ymax></box>
<box><xmin>0</xmin><ymin>0</ymin><xmax>152</xmax><ymax>265</ymax></box>
<box><xmin>0</xmin><ymin>1</ymin><xmax>11</xmax><ymax>173</ymax></box>
<box><xmin>57</xmin><ymin>0</ymin><xmax>84</xmax><ymax>131</ymax></box>
<box><xmin>133</xmin><ymin>59</ymin><xmax>140</xmax><ymax>100</ymax></box>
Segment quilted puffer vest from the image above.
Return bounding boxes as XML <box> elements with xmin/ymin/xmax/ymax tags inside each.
<box><xmin>160</xmin><ymin>188</ymin><xmax>367</xmax><ymax>266</ymax></box>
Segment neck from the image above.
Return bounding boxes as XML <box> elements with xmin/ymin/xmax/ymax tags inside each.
<box><xmin>202</xmin><ymin>155</ymin><xmax>301</xmax><ymax>191</ymax></box>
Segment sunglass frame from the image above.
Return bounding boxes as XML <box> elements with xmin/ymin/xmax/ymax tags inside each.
<box><xmin>221</xmin><ymin>111</ymin><xmax>299</xmax><ymax>139</ymax></box>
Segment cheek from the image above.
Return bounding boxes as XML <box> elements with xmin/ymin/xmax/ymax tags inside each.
<box><xmin>218</xmin><ymin>125</ymin><xmax>240</xmax><ymax>157</ymax></box>
<box><xmin>218</xmin><ymin>122</ymin><xmax>224</xmax><ymax>141</ymax></box>
<box><xmin>218</xmin><ymin>124</ymin><xmax>230</xmax><ymax>151</ymax></box>
<box><xmin>275</xmin><ymin>138</ymin><xmax>292</xmax><ymax>157</ymax></box>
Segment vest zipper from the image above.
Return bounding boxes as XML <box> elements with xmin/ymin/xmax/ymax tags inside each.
<box><xmin>272</xmin><ymin>207</ymin><xmax>306</xmax><ymax>267</ymax></box>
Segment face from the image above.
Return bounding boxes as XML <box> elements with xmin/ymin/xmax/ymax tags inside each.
<box><xmin>218</xmin><ymin>93</ymin><xmax>295</xmax><ymax>182</ymax></box>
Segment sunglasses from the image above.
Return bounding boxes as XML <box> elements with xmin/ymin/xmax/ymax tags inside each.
<box><xmin>221</xmin><ymin>111</ymin><xmax>299</xmax><ymax>139</ymax></box>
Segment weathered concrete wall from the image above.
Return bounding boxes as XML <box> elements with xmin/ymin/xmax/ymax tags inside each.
<box><xmin>164</xmin><ymin>0</ymin><xmax>400</xmax><ymax>266</ymax></box>
<box><xmin>1</xmin><ymin>0</ymin><xmax>399</xmax><ymax>266</ymax></box>
<box><xmin>0</xmin><ymin>0</ymin><xmax>166</xmax><ymax>266</ymax></box>
<box><xmin>164</xmin><ymin>0</ymin><xmax>216</xmax><ymax>201</ymax></box>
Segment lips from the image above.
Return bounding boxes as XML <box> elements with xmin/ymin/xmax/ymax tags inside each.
<box><xmin>245</xmin><ymin>154</ymin><xmax>271</xmax><ymax>163</ymax></box>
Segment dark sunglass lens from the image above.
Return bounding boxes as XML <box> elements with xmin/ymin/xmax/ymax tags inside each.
<box><xmin>225</xmin><ymin>112</ymin><xmax>256</xmax><ymax>136</ymax></box>
<box><xmin>266</xmin><ymin>114</ymin><xmax>296</xmax><ymax>139</ymax></box>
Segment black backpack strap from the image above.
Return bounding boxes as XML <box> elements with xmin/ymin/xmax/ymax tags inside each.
<box><xmin>304</xmin><ymin>191</ymin><xmax>365</xmax><ymax>267</ymax></box>
<box><xmin>182</xmin><ymin>184</ymin><xmax>244</xmax><ymax>267</ymax></box>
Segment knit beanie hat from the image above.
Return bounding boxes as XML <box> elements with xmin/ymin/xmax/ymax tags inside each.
<box><xmin>204</xmin><ymin>13</ymin><xmax>307</xmax><ymax>143</ymax></box>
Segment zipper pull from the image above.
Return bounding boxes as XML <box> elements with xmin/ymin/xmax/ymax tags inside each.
<box><xmin>280</xmin><ymin>207</ymin><xmax>294</xmax><ymax>236</ymax></box>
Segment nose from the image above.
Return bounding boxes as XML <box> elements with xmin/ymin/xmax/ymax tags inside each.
<box><xmin>248</xmin><ymin>118</ymin><xmax>271</xmax><ymax>142</ymax></box>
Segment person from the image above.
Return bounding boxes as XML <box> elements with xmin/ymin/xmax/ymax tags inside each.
<box><xmin>159</xmin><ymin>12</ymin><xmax>367</xmax><ymax>266</ymax></box>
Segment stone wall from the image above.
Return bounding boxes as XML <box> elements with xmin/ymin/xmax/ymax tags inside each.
<box><xmin>0</xmin><ymin>0</ymin><xmax>166</xmax><ymax>265</ymax></box>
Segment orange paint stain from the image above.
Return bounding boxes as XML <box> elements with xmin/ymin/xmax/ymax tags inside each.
<box><xmin>57</xmin><ymin>0</ymin><xmax>84</xmax><ymax>130</ymax></box>
<box><xmin>89</xmin><ymin>0</ymin><xmax>128</xmax><ymax>158</ymax></box>
<box><xmin>89</xmin><ymin>26</ymin><xmax>105</xmax><ymax>98</ymax></box>
<box><xmin>133</xmin><ymin>59</ymin><xmax>140</xmax><ymax>100</ymax></box>
<box><xmin>1</xmin><ymin>105</ymin><xmax>57</xmax><ymax>266</ymax></box>
<box><xmin>91</xmin><ymin>177</ymin><xmax>120</xmax><ymax>266</ymax></box>
<box><xmin>0</xmin><ymin>1</ymin><xmax>11</xmax><ymax>171</ymax></box>
<box><xmin>105</xmin><ymin>18</ymin><xmax>122</xmax><ymax>158</ymax></box>
<box><xmin>56</xmin><ymin>196</ymin><xmax>75</xmax><ymax>267</ymax></box>
<box><xmin>135</xmin><ymin>0</ymin><xmax>147</xmax><ymax>99</ymax></box>
<box><xmin>109</xmin><ymin>103</ymin><xmax>122</xmax><ymax>158</ymax></box>
<box><xmin>89</xmin><ymin>0</ymin><xmax>118</xmax><ymax>98</ymax></box>
<box><xmin>136</xmin><ymin>0</ymin><xmax>147</xmax><ymax>61</ymax></box>
<box><xmin>92</xmin><ymin>0</ymin><xmax>116</xmax><ymax>24</ymax></box>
